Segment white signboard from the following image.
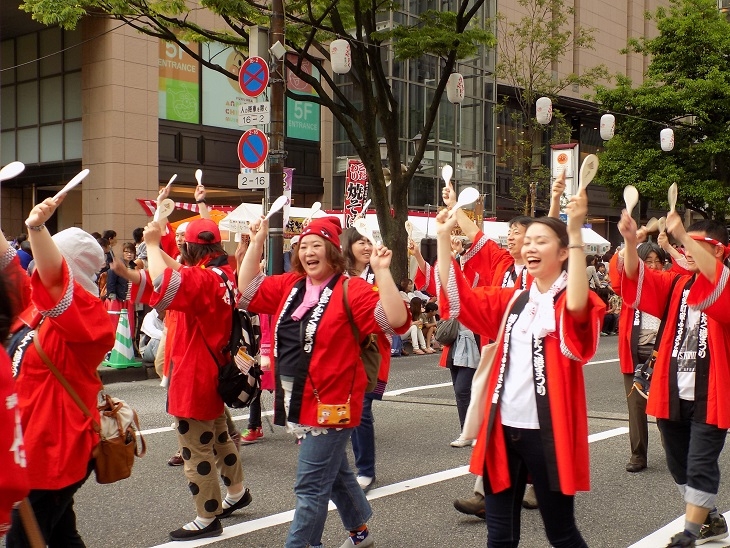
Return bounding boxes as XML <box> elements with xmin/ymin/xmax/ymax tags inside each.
<box><xmin>238</xmin><ymin>171</ymin><xmax>270</xmax><ymax>189</ymax></box>
<box><xmin>238</xmin><ymin>101</ymin><xmax>271</xmax><ymax>126</ymax></box>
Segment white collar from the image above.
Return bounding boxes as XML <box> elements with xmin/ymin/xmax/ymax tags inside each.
<box><xmin>521</xmin><ymin>271</ymin><xmax>568</xmax><ymax>338</ymax></box>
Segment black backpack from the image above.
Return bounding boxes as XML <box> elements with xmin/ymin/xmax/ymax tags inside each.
<box><xmin>208</xmin><ymin>268</ymin><xmax>263</xmax><ymax>408</ymax></box>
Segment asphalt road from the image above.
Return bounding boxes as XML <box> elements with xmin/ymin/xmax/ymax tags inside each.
<box><xmin>43</xmin><ymin>336</ymin><xmax>730</xmax><ymax>547</ymax></box>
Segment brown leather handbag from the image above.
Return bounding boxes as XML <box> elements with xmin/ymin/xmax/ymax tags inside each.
<box><xmin>33</xmin><ymin>335</ymin><xmax>146</xmax><ymax>484</ymax></box>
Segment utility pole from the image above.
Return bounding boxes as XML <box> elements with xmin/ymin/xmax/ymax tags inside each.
<box><xmin>268</xmin><ymin>0</ymin><xmax>286</xmax><ymax>274</ymax></box>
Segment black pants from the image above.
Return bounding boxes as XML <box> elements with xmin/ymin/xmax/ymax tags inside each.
<box><xmin>247</xmin><ymin>395</ymin><xmax>262</xmax><ymax>429</ymax></box>
<box><xmin>657</xmin><ymin>399</ymin><xmax>728</xmax><ymax>509</ymax></box>
<box><xmin>6</xmin><ymin>460</ymin><xmax>94</xmax><ymax>547</ymax></box>
<box><xmin>450</xmin><ymin>365</ymin><xmax>475</xmax><ymax>429</ymax></box>
<box><xmin>484</xmin><ymin>426</ymin><xmax>588</xmax><ymax>548</ymax></box>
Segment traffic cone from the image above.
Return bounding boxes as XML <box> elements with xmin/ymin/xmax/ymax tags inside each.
<box><xmin>102</xmin><ymin>309</ymin><xmax>142</xmax><ymax>369</ymax></box>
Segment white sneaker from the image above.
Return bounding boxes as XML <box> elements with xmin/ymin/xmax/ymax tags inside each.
<box><xmin>450</xmin><ymin>436</ymin><xmax>474</xmax><ymax>448</ymax></box>
<box><xmin>356</xmin><ymin>475</ymin><xmax>375</xmax><ymax>491</ymax></box>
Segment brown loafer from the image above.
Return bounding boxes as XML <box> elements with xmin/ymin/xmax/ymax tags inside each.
<box><xmin>626</xmin><ymin>461</ymin><xmax>647</xmax><ymax>473</ymax></box>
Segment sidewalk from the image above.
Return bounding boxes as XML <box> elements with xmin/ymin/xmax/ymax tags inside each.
<box><xmin>97</xmin><ymin>361</ymin><xmax>158</xmax><ymax>385</ymax></box>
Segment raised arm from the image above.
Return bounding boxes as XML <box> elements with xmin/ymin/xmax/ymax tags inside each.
<box><xmin>436</xmin><ymin>208</ymin><xmax>459</xmax><ymax>292</ymax></box>
<box><xmin>618</xmin><ymin>209</ymin><xmax>640</xmax><ymax>280</ymax></box>
<box><xmin>195</xmin><ymin>184</ymin><xmax>210</xmax><ymax>220</ymax></box>
<box><xmin>548</xmin><ymin>170</ymin><xmax>566</xmax><ymax>218</ymax></box>
<box><xmin>144</xmin><ymin>221</ymin><xmax>179</xmax><ymax>280</ymax></box>
<box><xmin>565</xmin><ymin>189</ymin><xmax>589</xmax><ymax>317</ymax></box>
<box><xmin>239</xmin><ymin>217</ymin><xmax>268</xmax><ymax>291</ymax></box>
<box><xmin>24</xmin><ymin>196</ymin><xmax>66</xmax><ymax>301</ymax></box>
<box><xmin>667</xmin><ymin>211</ymin><xmax>720</xmax><ymax>283</ymax></box>
<box><xmin>370</xmin><ymin>245</ymin><xmax>408</xmax><ymax>328</ymax></box>
<box><xmin>441</xmin><ymin>182</ymin><xmax>480</xmax><ymax>242</ymax></box>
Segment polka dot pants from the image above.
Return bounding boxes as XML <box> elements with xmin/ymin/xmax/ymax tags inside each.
<box><xmin>176</xmin><ymin>413</ymin><xmax>244</xmax><ymax>518</ymax></box>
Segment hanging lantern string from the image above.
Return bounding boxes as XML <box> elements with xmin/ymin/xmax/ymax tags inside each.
<box><xmin>552</xmin><ymin>95</ymin><xmax>688</xmax><ymax>130</ymax></box>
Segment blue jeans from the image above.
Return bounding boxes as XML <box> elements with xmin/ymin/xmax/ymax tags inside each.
<box><xmin>286</xmin><ymin>427</ymin><xmax>372</xmax><ymax>548</ymax></box>
<box><xmin>450</xmin><ymin>365</ymin><xmax>475</xmax><ymax>429</ymax></box>
<box><xmin>484</xmin><ymin>426</ymin><xmax>587</xmax><ymax>548</ymax></box>
<box><xmin>351</xmin><ymin>395</ymin><xmax>375</xmax><ymax>478</ymax></box>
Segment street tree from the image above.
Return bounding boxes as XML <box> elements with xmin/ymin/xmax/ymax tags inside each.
<box><xmin>594</xmin><ymin>0</ymin><xmax>730</xmax><ymax>220</ymax></box>
<box><xmin>495</xmin><ymin>0</ymin><xmax>607</xmax><ymax>216</ymax></box>
<box><xmin>21</xmin><ymin>0</ymin><xmax>495</xmax><ymax>280</ymax></box>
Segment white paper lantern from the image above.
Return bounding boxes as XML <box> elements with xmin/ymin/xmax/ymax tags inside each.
<box><xmin>330</xmin><ymin>39</ymin><xmax>351</xmax><ymax>74</ymax></box>
<box><xmin>446</xmin><ymin>73</ymin><xmax>464</xmax><ymax>104</ymax></box>
<box><xmin>660</xmin><ymin>128</ymin><xmax>675</xmax><ymax>152</ymax></box>
<box><xmin>536</xmin><ymin>97</ymin><xmax>553</xmax><ymax>125</ymax></box>
<box><xmin>600</xmin><ymin>114</ymin><xmax>615</xmax><ymax>140</ymax></box>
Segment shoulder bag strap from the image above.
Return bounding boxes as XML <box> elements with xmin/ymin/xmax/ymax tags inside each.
<box><xmin>341</xmin><ymin>278</ymin><xmax>361</xmax><ymax>344</ymax></box>
<box><xmin>201</xmin><ymin>267</ymin><xmax>237</xmax><ymax>367</ymax></box>
<box><xmin>33</xmin><ymin>334</ymin><xmax>101</xmax><ymax>434</ymax></box>
<box><xmin>18</xmin><ymin>498</ymin><xmax>45</xmax><ymax>548</ymax></box>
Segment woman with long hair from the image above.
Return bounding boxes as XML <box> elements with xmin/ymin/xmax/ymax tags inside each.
<box><xmin>238</xmin><ymin>216</ymin><xmax>409</xmax><ymax>548</ymax></box>
<box><xmin>436</xmin><ymin>189</ymin><xmax>604</xmax><ymax>547</ymax></box>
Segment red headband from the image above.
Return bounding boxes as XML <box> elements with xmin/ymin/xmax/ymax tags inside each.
<box><xmin>689</xmin><ymin>235</ymin><xmax>730</xmax><ymax>259</ymax></box>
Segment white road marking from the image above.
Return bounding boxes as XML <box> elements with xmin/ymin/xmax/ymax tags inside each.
<box><xmin>138</xmin><ymin>411</ymin><xmax>274</xmax><ymax>436</ymax></box>
<box><xmin>383</xmin><ymin>382</ymin><xmax>452</xmax><ymax>396</ymax></box>
<box><xmin>147</xmin><ymin>426</ymin><xmax>628</xmax><ymax>547</ymax></box>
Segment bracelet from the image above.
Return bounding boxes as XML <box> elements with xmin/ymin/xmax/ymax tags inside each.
<box><xmin>196</xmin><ymin>199</ymin><xmax>206</xmax><ymax>204</ymax></box>
<box><xmin>25</xmin><ymin>222</ymin><xmax>46</xmax><ymax>232</ymax></box>
<box><xmin>567</xmin><ymin>243</ymin><xmax>585</xmax><ymax>249</ymax></box>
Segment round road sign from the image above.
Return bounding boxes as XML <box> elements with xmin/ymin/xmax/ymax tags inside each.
<box><xmin>238</xmin><ymin>129</ymin><xmax>269</xmax><ymax>169</ymax></box>
<box><xmin>239</xmin><ymin>56</ymin><xmax>270</xmax><ymax>98</ymax></box>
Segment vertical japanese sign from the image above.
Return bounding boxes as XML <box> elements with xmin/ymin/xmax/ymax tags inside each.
<box><xmin>286</xmin><ymin>54</ymin><xmax>320</xmax><ymax>141</ymax></box>
<box><xmin>344</xmin><ymin>159</ymin><xmax>368</xmax><ymax>228</ymax></box>
<box><xmin>158</xmin><ymin>40</ymin><xmax>200</xmax><ymax>124</ymax></box>
<box><xmin>201</xmin><ymin>43</ymin><xmax>249</xmax><ymax>129</ymax></box>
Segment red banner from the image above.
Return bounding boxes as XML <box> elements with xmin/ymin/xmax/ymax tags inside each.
<box><xmin>344</xmin><ymin>159</ymin><xmax>368</xmax><ymax>228</ymax></box>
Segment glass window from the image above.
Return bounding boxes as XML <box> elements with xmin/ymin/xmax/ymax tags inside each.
<box><xmin>408</xmin><ymin>174</ymin><xmax>438</xmax><ymax>208</ymax></box>
<box><xmin>40</xmin><ymin>124</ymin><xmax>63</xmax><ymax>162</ymax></box>
<box><xmin>41</xmin><ymin>76</ymin><xmax>63</xmax><ymax>123</ymax></box>
<box><xmin>1</xmin><ymin>87</ymin><xmax>15</xmax><ymax>130</ymax></box>
<box><xmin>64</xmin><ymin>71</ymin><xmax>82</xmax><ymax>119</ymax></box>
<box><xmin>63</xmin><ymin>29</ymin><xmax>82</xmax><ymax>71</ymax></box>
<box><xmin>40</xmin><ymin>27</ymin><xmax>63</xmax><ymax>77</ymax></box>
<box><xmin>1</xmin><ymin>132</ymin><xmax>16</xmax><ymax>165</ymax></box>
<box><xmin>17</xmin><ymin>82</ymin><xmax>38</xmax><ymax>127</ymax></box>
<box><xmin>16</xmin><ymin>34</ymin><xmax>38</xmax><ymax>82</ymax></box>
<box><xmin>17</xmin><ymin>128</ymin><xmax>38</xmax><ymax>164</ymax></box>
<box><xmin>1</xmin><ymin>40</ymin><xmax>15</xmax><ymax>84</ymax></box>
<box><xmin>438</xmin><ymin>96</ymin><xmax>455</xmax><ymax>145</ymax></box>
<box><xmin>64</xmin><ymin>121</ymin><xmax>82</xmax><ymax>159</ymax></box>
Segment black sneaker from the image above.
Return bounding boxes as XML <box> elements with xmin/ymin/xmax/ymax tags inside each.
<box><xmin>666</xmin><ymin>532</ymin><xmax>696</xmax><ymax>547</ymax></box>
<box><xmin>218</xmin><ymin>488</ymin><xmax>252</xmax><ymax>519</ymax></box>
<box><xmin>169</xmin><ymin>518</ymin><xmax>222</xmax><ymax>541</ymax></box>
<box><xmin>698</xmin><ymin>515</ymin><xmax>729</xmax><ymax>545</ymax></box>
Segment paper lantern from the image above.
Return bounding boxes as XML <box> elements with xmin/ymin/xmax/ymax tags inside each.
<box><xmin>536</xmin><ymin>97</ymin><xmax>553</xmax><ymax>125</ymax></box>
<box><xmin>600</xmin><ymin>114</ymin><xmax>615</xmax><ymax>140</ymax></box>
<box><xmin>446</xmin><ymin>73</ymin><xmax>464</xmax><ymax>104</ymax></box>
<box><xmin>330</xmin><ymin>39</ymin><xmax>351</xmax><ymax>74</ymax></box>
<box><xmin>660</xmin><ymin>128</ymin><xmax>675</xmax><ymax>152</ymax></box>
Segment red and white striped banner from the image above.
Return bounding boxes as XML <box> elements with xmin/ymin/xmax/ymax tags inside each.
<box><xmin>136</xmin><ymin>199</ymin><xmax>235</xmax><ymax>216</ymax></box>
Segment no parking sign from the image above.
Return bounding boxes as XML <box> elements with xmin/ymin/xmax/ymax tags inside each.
<box><xmin>238</xmin><ymin>129</ymin><xmax>269</xmax><ymax>169</ymax></box>
<box><xmin>239</xmin><ymin>57</ymin><xmax>269</xmax><ymax>98</ymax></box>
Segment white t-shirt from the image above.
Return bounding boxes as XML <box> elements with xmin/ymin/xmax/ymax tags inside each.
<box><xmin>676</xmin><ymin>306</ymin><xmax>701</xmax><ymax>401</ymax></box>
<box><xmin>499</xmin><ymin>309</ymin><xmax>540</xmax><ymax>429</ymax></box>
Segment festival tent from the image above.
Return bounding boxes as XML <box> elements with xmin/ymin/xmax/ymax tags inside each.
<box><xmin>479</xmin><ymin>220</ymin><xmax>611</xmax><ymax>256</ymax></box>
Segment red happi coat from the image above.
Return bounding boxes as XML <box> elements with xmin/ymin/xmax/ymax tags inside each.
<box><xmin>133</xmin><ymin>260</ymin><xmax>235</xmax><ymax>420</ymax></box>
<box><xmin>439</xmin><ymin>261</ymin><xmax>604</xmax><ymax>495</ymax></box>
<box><xmin>414</xmin><ymin>232</ymin><xmax>515</xmax><ymax>296</ymax></box>
<box><xmin>240</xmin><ymin>272</ymin><xmax>409</xmax><ymax>428</ymax></box>
<box><xmin>610</xmin><ymin>253</ymin><xmax>642</xmax><ymax>374</ymax></box>
<box><xmin>16</xmin><ymin>262</ymin><xmax>115</xmax><ymax>490</ymax></box>
<box><xmin>619</xmin><ymin>258</ymin><xmax>730</xmax><ymax>427</ymax></box>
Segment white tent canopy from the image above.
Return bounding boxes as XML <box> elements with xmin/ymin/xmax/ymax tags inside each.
<box><xmin>480</xmin><ymin>221</ymin><xmax>611</xmax><ymax>256</ymax></box>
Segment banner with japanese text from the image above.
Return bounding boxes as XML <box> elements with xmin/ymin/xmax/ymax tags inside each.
<box><xmin>344</xmin><ymin>159</ymin><xmax>368</xmax><ymax>228</ymax></box>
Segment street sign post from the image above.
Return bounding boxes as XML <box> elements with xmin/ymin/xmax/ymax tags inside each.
<box><xmin>237</xmin><ymin>128</ymin><xmax>269</xmax><ymax>169</ymax></box>
<box><xmin>238</xmin><ymin>101</ymin><xmax>271</xmax><ymax>126</ymax></box>
<box><xmin>238</xmin><ymin>171</ymin><xmax>270</xmax><ymax>189</ymax></box>
<box><xmin>239</xmin><ymin>56</ymin><xmax>270</xmax><ymax>98</ymax></box>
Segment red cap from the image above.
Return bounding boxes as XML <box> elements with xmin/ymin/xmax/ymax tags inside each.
<box><xmin>300</xmin><ymin>216</ymin><xmax>342</xmax><ymax>249</ymax></box>
<box><xmin>184</xmin><ymin>218</ymin><xmax>221</xmax><ymax>244</ymax></box>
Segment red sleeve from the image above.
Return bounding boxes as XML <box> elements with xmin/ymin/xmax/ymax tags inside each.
<box><xmin>243</xmin><ymin>272</ymin><xmax>303</xmax><ymax>316</ymax></box>
<box><xmin>1</xmin><ymin>249</ymin><xmax>31</xmax><ymax>319</ymax></box>
<box><xmin>0</xmin><ymin>353</ymin><xmax>28</xmax><ymax>535</ymax></box>
<box><xmin>159</xmin><ymin>223</ymin><xmax>179</xmax><ymax>259</ymax></box>
<box><xmin>559</xmin><ymin>291</ymin><xmax>605</xmax><ymax>362</ymax></box>
<box><xmin>438</xmin><ymin>258</ymin><xmax>516</xmax><ymax>340</ymax></box>
<box><xmin>414</xmin><ymin>262</ymin><xmax>436</xmax><ymax>295</ymax></box>
<box><xmin>345</xmin><ymin>277</ymin><xmax>410</xmax><ymax>336</ymax></box>
<box><xmin>619</xmin><ymin>257</ymin><xmax>681</xmax><ymax>318</ymax></box>
<box><xmin>688</xmin><ymin>262</ymin><xmax>730</xmax><ymax>323</ymax></box>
